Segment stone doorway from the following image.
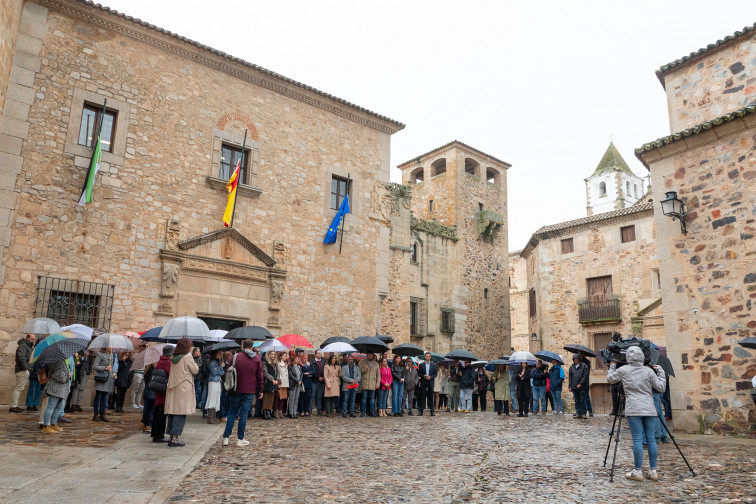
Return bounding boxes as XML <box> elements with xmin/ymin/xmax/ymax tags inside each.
<box><xmin>199</xmin><ymin>316</ymin><xmax>244</xmax><ymax>332</ymax></box>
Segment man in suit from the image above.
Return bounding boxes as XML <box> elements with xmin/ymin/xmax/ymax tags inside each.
<box><xmin>340</xmin><ymin>355</ymin><xmax>361</xmax><ymax>417</ymax></box>
<box><xmin>417</xmin><ymin>352</ymin><xmax>437</xmax><ymax>416</ymax></box>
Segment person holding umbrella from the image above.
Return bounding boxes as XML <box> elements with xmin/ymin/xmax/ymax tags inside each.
<box><xmin>491</xmin><ymin>363</ymin><xmax>510</xmax><ymax>415</ymax></box>
<box><xmin>93</xmin><ymin>349</ymin><xmax>115</xmax><ymax>422</ymax></box>
<box><xmin>531</xmin><ymin>359</ymin><xmax>548</xmax><ymax>415</ymax></box>
<box><xmin>569</xmin><ymin>354</ymin><xmax>589</xmax><ymax>419</ymax></box>
<box><xmin>549</xmin><ymin>358</ymin><xmax>565</xmax><ymax>415</ymax></box>
<box><xmin>41</xmin><ymin>358</ymin><xmax>71</xmax><ymax>433</ymax></box>
<box><xmin>514</xmin><ymin>362</ymin><xmax>532</xmax><ymax>417</ymax></box>
<box><xmin>459</xmin><ymin>359</ymin><xmax>475</xmax><ymax>413</ymax></box>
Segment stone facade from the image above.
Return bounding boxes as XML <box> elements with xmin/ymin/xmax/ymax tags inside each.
<box><xmin>0</xmin><ymin>0</ymin><xmax>24</xmax><ymax>115</ymax></box>
<box><xmin>638</xmin><ymin>26</ymin><xmax>756</xmax><ymax>434</ymax></box>
<box><xmin>508</xmin><ymin>251</ymin><xmax>529</xmax><ymax>352</ymax></box>
<box><xmin>0</xmin><ymin>0</ymin><xmax>406</xmax><ymax>400</ymax></box>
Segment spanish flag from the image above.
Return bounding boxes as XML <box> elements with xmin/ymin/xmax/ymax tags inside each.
<box><xmin>222</xmin><ymin>160</ymin><xmax>241</xmax><ymax>227</ymax></box>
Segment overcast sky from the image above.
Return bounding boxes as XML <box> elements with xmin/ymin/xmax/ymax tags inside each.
<box><xmin>100</xmin><ymin>0</ymin><xmax>756</xmax><ymax>250</ymax></box>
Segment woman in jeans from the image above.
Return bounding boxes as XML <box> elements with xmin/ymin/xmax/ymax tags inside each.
<box><xmin>377</xmin><ymin>357</ymin><xmax>392</xmax><ymax>417</ymax></box>
<box><xmin>41</xmin><ymin>359</ymin><xmax>71</xmax><ymax>433</ymax></box>
<box><xmin>92</xmin><ymin>350</ymin><xmax>115</xmax><ymax>422</ymax></box>
<box><xmin>206</xmin><ymin>349</ymin><xmax>225</xmax><ymax>424</ymax></box>
<box><xmin>390</xmin><ymin>355</ymin><xmax>405</xmax><ymax>417</ymax></box>
<box><xmin>607</xmin><ymin>346</ymin><xmax>666</xmax><ymax>482</ymax></box>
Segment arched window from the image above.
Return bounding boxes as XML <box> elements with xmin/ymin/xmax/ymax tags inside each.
<box><xmin>429</xmin><ymin>199</ymin><xmax>434</xmax><ymax>212</ymax></box>
<box><xmin>626</xmin><ymin>181</ymin><xmax>631</xmax><ymax>196</ymax></box>
<box><xmin>484</xmin><ymin>288</ymin><xmax>489</xmax><ymax>300</ymax></box>
<box><xmin>599</xmin><ymin>181</ymin><xmax>606</xmax><ymax>197</ymax></box>
<box><xmin>634</xmin><ymin>184</ymin><xmax>639</xmax><ymax>198</ymax></box>
<box><xmin>486</xmin><ymin>168</ymin><xmax>499</xmax><ymax>185</ymax></box>
<box><xmin>431</xmin><ymin>158</ymin><xmax>446</xmax><ymax>176</ymax></box>
<box><xmin>411</xmin><ymin>167</ymin><xmax>424</xmax><ymax>184</ymax></box>
<box><xmin>465</xmin><ymin>158</ymin><xmax>479</xmax><ymax>177</ymax></box>
<box><xmin>410</xmin><ymin>243</ymin><xmax>418</xmax><ymax>262</ymax></box>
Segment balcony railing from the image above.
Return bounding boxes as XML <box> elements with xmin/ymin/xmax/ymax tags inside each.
<box><xmin>578</xmin><ymin>299</ymin><xmax>621</xmax><ymax>324</ymax></box>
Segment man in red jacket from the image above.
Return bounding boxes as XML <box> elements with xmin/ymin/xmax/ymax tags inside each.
<box><xmin>222</xmin><ymin>339</ymin><xmax>263</xmax><ymax>448</ymax></box>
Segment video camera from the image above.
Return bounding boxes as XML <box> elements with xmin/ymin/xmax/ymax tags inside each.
<box><xmin>598</xmin><ymin>332</ymin><xmax>651</xmax><ymax>366</ymax></box>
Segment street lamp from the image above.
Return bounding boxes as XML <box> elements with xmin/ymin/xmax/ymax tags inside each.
<box><xmin>660</xmin><ymin>191</ymin><xmax>687</xmax><ymax>235</ymax></box>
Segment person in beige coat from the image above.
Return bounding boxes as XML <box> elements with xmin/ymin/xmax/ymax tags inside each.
<box><xmin>164</xmin><ymin>338</ymin><xmax>198</xmax><ymax>448</ymax></box>
<box><xmin>323</xmin><ymin>355</ymin><xmax>341</xmax><ymax>417</ymax></box>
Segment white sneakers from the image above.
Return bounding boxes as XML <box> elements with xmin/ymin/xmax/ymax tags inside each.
<box><xmin>237</xmin><ymin>439</ymin><xmax>249</xmax><ymax>447</ymax></box>
<box><xmin>648</xmin><ymin>469</ymin><xmax>658</xmax><ymax>481</ymax></box>
<box><xmin>625</xmin><ymin>469</ymin><xmax>643</xmax><ymax>481</ymax></box>
<box><xmin>222</xmin><ymin>438</ymin><xmax>229</xmax><ymax>447</ymax></box>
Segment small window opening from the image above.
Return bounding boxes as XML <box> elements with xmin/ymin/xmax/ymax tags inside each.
<box><xmin>599</xmin><ymin>181</ymin><xmax>607</xmax><ymax>197</ymax></box>
<box><xmin>486</xmin><ymin>168</ymin><xmax>499</xmax><ymax>184</ymax></box>
<box><xmin>431</xmin><ymin>158</ymin><xmax>446</xmax><ymax>176</ymax></box>
<box><xmin>465</xmin><ymin>158</ymin><xmax>479</xmax><ymax>176</ymax></box>
<box><xmin>429</xmin><ymin>200</ymin><xmax>434</xmax><ymax>212</ymax></box>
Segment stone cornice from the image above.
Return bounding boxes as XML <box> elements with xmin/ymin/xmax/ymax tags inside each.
<box><xmin>37</xmin><ymin>0</ymin><xmax>405</xmax><ymax>135</ymax></box>
<box><xmin>410</xmin><ymin>216</ymin><xmax>458</xmax><ymax>241</ymax></box>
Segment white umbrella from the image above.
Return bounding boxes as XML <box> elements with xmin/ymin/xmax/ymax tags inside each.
<box><xmin>61</xmin><ymin>324</ymin><xmax>94</xmax><ymax>340</ymax></box>
<box><xmin>21</xmin><ymin>317</ymin><xmax>61</xmax><ymax>335</ymax></box>
<box><xmin>508</xmin><ymin>351</ymin><xmax>537</xmax><ymax>365</ymax></box>
<box><xmin>89</xmin><ymin>333</ymin><xmax>134</xmax><ymax>352</ymax></box>
<box><xmin>258</xmin><ymin>339</ymin><xmax>291</xmax><ymax>353</ymax></box>
<box><xmin>204</xmin><ymin>329</ymin><xmax>229</xmax><ymax>343</ymax></box>
<box><xmin>159</xmin><ymin>316</ymin><xmax>210</xmax><ymax>342</ymax></box>
<box><xmin>321</xmin><ymin>342</ymin><xmax>358</xmax><ymax>354</ymax></box>
<box><xmin>470</xmin><ymin>360</ymin><xmax>488</xmax><ymax>369</ymax></box>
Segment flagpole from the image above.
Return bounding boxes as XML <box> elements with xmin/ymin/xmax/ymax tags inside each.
<box><xmin>338</xmin><ymin>173</ymin><xmax>350</xmax><ymax>255</ymax></box>
<box><xmin>229</xmin><ymin>129</ymin><xmax>247</xmax><ymax>229</ymax></box>
<box><xmin>77</xmin><ymin>98</ymin><xmax>107</xmax><ymax>203</ymax></box>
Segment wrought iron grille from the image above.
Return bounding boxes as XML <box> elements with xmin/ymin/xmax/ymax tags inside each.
<box><xmin>578</xmin><ymin>299</ymin><xmax>621</xmax><ymax>324</ymax></box>
<box><xmin>34</xmin><ymin>277</ymin><xmax>115</xmax><ymax>330</ymax></box>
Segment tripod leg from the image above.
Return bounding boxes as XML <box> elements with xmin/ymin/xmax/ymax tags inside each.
<box><xmin>603</xmin><ymin>410</ymin><xmax>620</xmax><ymax>467</ymax></box>
<box><xmin>609</xmin><ymin>414</ymin><xmax>622</xmax><ymax>482</ymax></box>
<box><xmin>658</xmin><ymin>413</ymin><xmax>696</xmax><ymax>477</ymax></box>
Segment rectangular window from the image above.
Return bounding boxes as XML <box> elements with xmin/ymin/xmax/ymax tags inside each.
<box><xmin>652</xmin><ymin>268</ymin><xmax>661</xmax><ymax>293</ymax></box>
<box><xmin>330</xmin><ymin>175</ymin><xmax>350</xmax><ymax>210</ymax></box>
<box><xmin>35</xmin><ymin>277</ymin><xmax>115</xmax><ymax>330</ymax></box>
<box><xmin>529</xmin><ymin>288</ymin><xmax>536</xmax><ymax>317</ymax></box>
<box><xmin>410</xmin><ymin>301</ymin><xmax>418</xmax><ymax>336</ymax></box>
<box><xmin>591</xmin><ymin>332</ymin><xmax>613</xmax><ymax>370</ymax></box>
<box><xmin>220</xmin><ymin>144</ymin><xmax>249</xmax><ymax>185</ymax></box>
<box><xmin>561</xmin><ymin>238</ymin><xmax>574</xmax><ymax>254</ymax></box>
<box><xmin>78</xmin><ymin>104</ymin><xmax>116</xmax><ymax>152</ymax></box>
<box><xmin>587</xmin><ymin>276</ymin><xmax>613</xmax><ymax>303</ymax></box>
<box><xmin>440</xmin><ymin>308</ymin><xmax>454</xmax><ymax>333</ymax></box>
<box><xmin>429</xmin><ymin>200</ymin><xmax>434</xmax><ymax>212</ymax></box>
<box><xmin>621</xmin><ymin>225</ymin><xmax>636</xmax><ymax>243</ymax></box>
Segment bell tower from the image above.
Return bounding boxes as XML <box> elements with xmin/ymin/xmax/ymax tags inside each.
<box><xmin>585</xmin><ymin>142</ymin><xmax>645</xmax><ymax>216</ymax></box>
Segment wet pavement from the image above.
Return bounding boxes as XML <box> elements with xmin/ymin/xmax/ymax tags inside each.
<box><xmin>167</xmin><ymin>411</ymin><xmax>756</xmax><ymax>504</ymax></box>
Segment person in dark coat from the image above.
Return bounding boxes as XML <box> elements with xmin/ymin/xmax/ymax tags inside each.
<box><xmin>114</xmin><ymin>352</ymin><xmax>133</xmax><ymax>413</ymax></box>
<box><xmin>141</xmin><ymin>363</ymin><xmax>156</xmax><ymax>433</ymax></box>
<box><xmin>569</xmin><ymin>354</ymin><xmax>589</xmax><ymax>419</ymax></box>
<box><xmin>530</xmin><ymin>360</ymin><xmax>548</xmax><ymax>414</ymax></box>
<box><xmin>10</xmin><ymin>334</ymin><xmax>36</xmax><ymax>413</ymax></box>
<box><xmin>152</xmin><ymin>346</ymin><xmax>173</xmax><ymax>442</ymax></box>
<box><xmin>514</xmin><ymin>362</ymin><xmax>532</xmax><ymax>417</ymax></box>
<box><xmin>402</xmin><ymin>359</ymin><xmax>418</xmax><ymax>415</ymax></box>
<box><xmin>473</xmin><ymin>368</ymin><xmax>489</xmax><ymax>411</ymax></box>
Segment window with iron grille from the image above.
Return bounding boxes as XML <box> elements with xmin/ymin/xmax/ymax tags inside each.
<box><xmin>410</xmin><ymin>243</ymin><xmax>418</xmax><ymax>263</ymax></box>
<box><xmin>440</xmin><ymin>308</ymin><xmax>455</xmax><ymax>333</ymax></box>
<box><xmin>410</xmin><ymin>301</ymin><xmax>418</xmax><ymax>336</ymax></box>
<box><xmin>34</xmin><ymin>277</ymin><xmax>114</xmax><ymax>330</ymax></box>
<box><xmin>529</xmin><ymin>288</ymin><xmax>536</xmax><ymax>317</ymax></box>
<box><xmin>561</xmin><ymin>238</ymin><xmax>574</xmax><ymax>254</ymax></box>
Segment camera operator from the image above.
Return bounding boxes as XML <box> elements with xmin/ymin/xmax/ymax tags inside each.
<box><xmin>607</xmin><ymin>346</ymin><xmax>666</xmax><ymax>482</ymax></box>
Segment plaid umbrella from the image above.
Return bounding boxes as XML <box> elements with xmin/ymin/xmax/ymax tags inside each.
<box><xmin>32</xmin><ymin>338</ymin><xmax>88</xmax><ymax>372</ymax></box>
<box><xmin>130</xmin><ymin>344</ymin><xmax>168</xmax><ymax>371</ymax></box>
<box><xmin>31</xmin><ymin>332</ymin><xmax>76</xmax><ymax>363</ymax></box>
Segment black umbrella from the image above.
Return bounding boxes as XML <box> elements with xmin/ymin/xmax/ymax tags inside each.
<box><xmin>392</xmin><ymin>343</ymin><xmax>424</xmax><ymax>357</ymax></box>
<box><xmin>489</xmin><ymin>358</ymin><xmax>510</xmax><ymax>366</ymax></box>
<box><xmin>226</xmin><ymin>326</ymin><xmax>272</xmax><ymax>341</ymax></box>
<box><xmin>350</xmin><ymin>336</ymin><xmax>389</xmax><ymax>354</ymax></box>
<box><xmin>32</xmin><ymin>338</ymin><xmax>88</xmax><ymax>372</ymax></box>
<box><xmin>445</xmin><ymin>349</ymin><xmax>479</xmax><ymax>360</ymax></box>
<box><xmin>203</xmin><ymin>340</ymin><xmax>240</xmax><ymax>354</ymax></box>
<box><xmin>563</xmin><ymin>344</ymin><xmax>597</xmax><ymax>358</ymax></box>
<box><xmin>139</xmin><ymin>326</ymin><xmax>163</xmax><ymax>343</ymax></box>
<box><xmin>376</xmin><ymin>333</ymin><xmax>394</xmax><ymax>344</ymax></box>
<box><xmin>650</xmin><ymin>348</ymin><xmax>675</xmax><ymax>377</ymax></box>
<box><xmin>738</xmin><ymin>337</ymin><xmax>756</xmax><ymax>350</ymax></box>
<box><xmin>320</xmin><ymin>336</ymin><xmax>351</xmax><ymax>349</ymax></box>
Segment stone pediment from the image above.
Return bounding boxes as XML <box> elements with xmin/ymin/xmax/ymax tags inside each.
<box><xmin>177</xmin><ymin>228</ymin><xmax>276</xmax><ymax>267</ymax></box>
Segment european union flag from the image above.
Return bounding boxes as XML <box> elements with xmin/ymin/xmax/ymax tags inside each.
<box><xmin>324</xmin><ymin>194</ymin><xmax>349</xmax><ymax>244</ymax></box>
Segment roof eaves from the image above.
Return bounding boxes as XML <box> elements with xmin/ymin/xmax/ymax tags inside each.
<box><xmin>531</xmin><ymin>202</ymin><xmax>654</xmax><ymax>239</ymax></box>
<box><xmin>397</xmin><ymin>140</ymin><xmax>511</xmax><ymax>168</ymax></box>
<box><xmin>57</xmin><ymin>0</ymin><xmax>405</xmax><ymax>132</ymax></box>
<box><xmin>634</xmin><ymin>102</ymin><xmax>756</xmax><ymax>167</ymax></box>
<box><xmin>655</xmin><ymin>21</ymin><xmax>756</xmax><ymax>88</ymax></box>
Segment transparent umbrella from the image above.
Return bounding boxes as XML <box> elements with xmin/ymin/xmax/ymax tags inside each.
<box><xmin>21</xmin><ymin>317</ymin><xmax>61</xmax><ymax>335</ymax></box>
<box><xmin>89</xmin><ymin>333</ymin><xmax>134</xmax><ymax>352</ymax></box>
<box><xmin>159</xmin><ymin>316</ymin><xmax>210</xmax><ymax>342</ymax></box>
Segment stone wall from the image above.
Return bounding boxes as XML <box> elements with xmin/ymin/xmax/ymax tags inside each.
<box><xmin>0</xmin><ymin>1</ymin><xmax>401</xmax><ymax>400</ymax></box>
<box><xmin>645</xmin><ymin>125</ymin><xmax>755</xmax><ymax>434</ymax></box>
<box><xmin>0</xmin><ymin>0</ymin><xmax>24</xmax><ymax>114</ymax></box>
<box><xmin>508</xmin><ymin>252</ymin><xmax>529</xmax><ymax>352</ymax></box>
<box><xmin>661</xmin><ymin>30</ymin><xmax>756</xmax><ymax>133</ymax></box>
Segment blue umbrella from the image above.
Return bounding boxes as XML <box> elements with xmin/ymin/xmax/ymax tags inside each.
<box><xmin>140</xmin><ymin>326</ymin><xmax>163</xmax><ymax>342</ymax></box>
<box><xmin>534</xmin><ymin>351</ymin><xmax>564</xmax><ymax>365</ymax></box>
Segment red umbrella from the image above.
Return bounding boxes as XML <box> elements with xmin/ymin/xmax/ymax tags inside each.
<box><xmin>278</xmin><ymin>334</ymin><xmax>312</xmax><ymax>348</ymax></box>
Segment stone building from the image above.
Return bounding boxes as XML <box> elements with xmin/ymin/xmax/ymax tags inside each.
<box><xmin>508</xmin><ymin>250</ymin><xmax>529</xmax><ymax>352</ymax></box>
<box><xmin>0</xmin><ymin>1</ymin><xmax>512</xmax><ymax>400</ymax></box>
<box><xmin>585</xmin><ymin>142</ymin><xmax>646</xmax><ymax>216</ymax></box>
<box><xmin>512</xmin><ymin>144</ymin><xmax>662</xmax><ymax>414</ymax></box>
<box><xmin>636</xmin><ymin>22</ymin><xmax>756</xmax><ymax>434</ymax></box>
<box><xmin>379</xmin><ymin>141</ymin><xmax>512</xmax><ymax>358</ymax></box>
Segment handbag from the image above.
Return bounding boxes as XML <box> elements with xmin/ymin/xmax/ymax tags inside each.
<box><xmin>148</xmin><ymin>369</ymin><xmax>168</xmax><ymax>394</ymax></box>
<box><xmin>94</xmin><ymin>369</ymin><xmax>110</xmax><ymax>383</ymax></box>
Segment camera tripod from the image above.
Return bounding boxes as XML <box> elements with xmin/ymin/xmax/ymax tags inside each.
<box><xmin>603</xmin><ymin>392</ymin><xmax>696</xmax><ymax>482</ymax></box>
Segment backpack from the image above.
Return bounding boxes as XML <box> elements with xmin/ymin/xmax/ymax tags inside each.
<box><xmin>147</xmin><ymin>369</ymin><xmax>168</xmax><ymax>394</ymax></box>
<box><xmin>37</xmin><ymin>366</ymin><xmax>49</xmax><ymax>385</ymax></box>
<box><xmin>223</xmin><ymin>353</ymin><xmax>239</xmax><ymax>394</ymax></box>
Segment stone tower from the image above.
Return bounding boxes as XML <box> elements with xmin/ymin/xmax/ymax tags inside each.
<box><xmin>396</xmin><ymin>140</ymin><xmax>512</xmax><ymax>358</ymax></box>
<box><xmin>585</xmin><ymin>142</ymin><xmax>645</xmax><ymax>216</ymax></box>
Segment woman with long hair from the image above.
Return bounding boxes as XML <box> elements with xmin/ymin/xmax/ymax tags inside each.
<box><xmin>114</xmin><ymin>351</ymin><xmax>133</xmax><ymax>413</ymax></box>
<box><xmin>261</xmin><ymin>351</ymin><xmax>279</xmax><ymax>420</ymax></box>
<box><xmin>206</xmin><ymin>349</ymin><xmax>225</xmax><ymax>424</ymax></box>
<box><xmin>164</xmin><ymin>338</ymin><xmax>198</xmax><ymax>447</ymax></box>
<box><xmin>492</xmin><ymin>363</ymin><xmax>511</xmax><ymax>416</ymax></box>
<box><xmin>390</xmin><ymin>354</ymin><xmax>406</xmax><ymax>417</ymax></box>
<box><xmin>288</xmin><ymin>351</ymin><xmax>303</xmax><ymax>419</ymax></box>
<box><xmin>274</xmin><ymin>351</ymin><xmax>289</xmax><ymax>419</ymax></box>
<box><xmin>323</xmin><ymin>354</ymin><xmax>341</xmax><ymax>417</ymax></box>
<box><xmin>378</xmin><ymin>356</ymin><xmax>392</xmax><ymax>417</ymax></box>
<box><xmin>514</xmin><ymin>362</ymin><xmax>532</xmax><ymax>417</ymax></box>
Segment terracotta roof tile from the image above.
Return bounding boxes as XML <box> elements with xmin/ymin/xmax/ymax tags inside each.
<box><xmin>397</xmin><ymin>140</ymin><xmax>511</xmax><ymax>168</ymax></box>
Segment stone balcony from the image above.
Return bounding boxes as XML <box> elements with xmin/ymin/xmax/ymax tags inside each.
<box><xmin>476</xmin><ymin>210</ymin><xmax>504</xmax><ymax>238</ymax></box>
<box><xmin>578</xmin><ymin>299</ymin><xmax>622</xmax><ymax>325</ymax></box>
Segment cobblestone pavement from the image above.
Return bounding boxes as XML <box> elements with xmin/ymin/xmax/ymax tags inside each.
<box><xmin>168</xmin><ymin>411</ymin><xmax>756</xmax><ymax>504</ymax></box>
